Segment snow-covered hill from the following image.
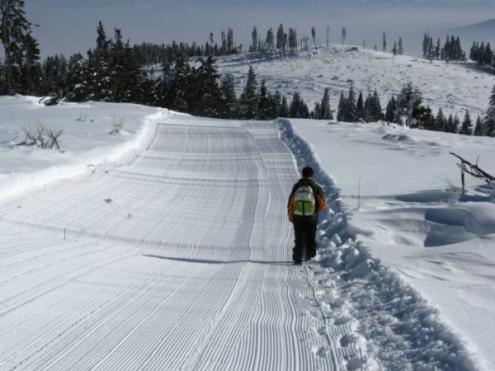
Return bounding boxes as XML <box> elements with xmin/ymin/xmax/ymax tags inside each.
<box><xmin>217</xmin><ymin>46</ymin><xmax>494</xmax><ymax>119</ymax></box>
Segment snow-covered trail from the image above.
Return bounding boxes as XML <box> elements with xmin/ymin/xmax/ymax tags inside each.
<box><xmin>0</xmin><ymin>116</ymin><xmax>364</xmax><ymax>370</ymax></box>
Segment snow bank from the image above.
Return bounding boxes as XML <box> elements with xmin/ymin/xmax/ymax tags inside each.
<box><xmin>278</xmin><ymin>118</ymin><xmax>481</xmax><ymax>371</ymax></box>
<box><xmin>0</xmin><ymin>96</ymin><xmax>169</xmax><ymax>203</ymax></box>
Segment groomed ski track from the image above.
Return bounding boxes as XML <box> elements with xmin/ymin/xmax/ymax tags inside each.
<box><xmin>0</xmin><ymin>116</ymin><xmax>366</xmax><ymax>370</ymax></box>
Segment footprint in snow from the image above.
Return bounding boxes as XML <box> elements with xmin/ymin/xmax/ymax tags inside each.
<box><xmin>340</xmin><ymin>334</ymin><xmax>358</xmax><ymax>347</ymax></box>
<box><xmin>334</xmin><ymin>315</ymin><xmax>352</xmax><ymax>326</ymax></box>
<box><xmin>312</xmin><ymin>346</ymin><xmax>327</xmax><ymax>358</ymax></box>
<box><xmin>314</xmin><ymin>326</ymin><xmax>327</xmax><ymax>336</ymax></box>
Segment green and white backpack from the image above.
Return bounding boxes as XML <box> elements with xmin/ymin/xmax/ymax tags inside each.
<box><xmin>293</xmin><ymin>185</ymin><xmax>316</xmax><ymax>216</ymax></box>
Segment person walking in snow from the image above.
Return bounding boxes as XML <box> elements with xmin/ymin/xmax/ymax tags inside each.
<box><xmin>287</xmin><ymin>166</ymin><xmax>326</xmax><ymax>265</ymax></box>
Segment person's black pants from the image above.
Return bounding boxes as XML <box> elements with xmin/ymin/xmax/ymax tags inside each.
<box><xmin>293</xmin><ymin>221</ymin><xmax>317</xmax><ymax>264</ymax></box>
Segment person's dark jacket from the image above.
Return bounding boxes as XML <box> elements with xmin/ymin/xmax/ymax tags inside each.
<box><xmin>287</xmin><ymin>178</ymin><xmax>326</xmax><ymax>223</ymax></box>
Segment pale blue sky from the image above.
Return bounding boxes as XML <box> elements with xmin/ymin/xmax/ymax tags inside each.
<box><xmin>27</xmin><ymin>0</ymin><xmax>493</xmax><ymax>57</ymax></box>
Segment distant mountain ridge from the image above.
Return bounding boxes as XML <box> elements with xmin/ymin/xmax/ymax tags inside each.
<box><xmin>448</xmin><ymin>19</ymin><xmax>495</xmax><ymax>44</ymax></box>
<box><xmin>347</xmin><ymin>0</ymin><xmax>495</xmax><ymax>4</ymax></box>
<box><xmin>453</xmin><ymin>18</ymin><xmax>495</xmax><ymax>32</ymax></box>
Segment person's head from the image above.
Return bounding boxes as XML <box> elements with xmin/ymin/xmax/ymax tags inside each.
<box><xmin>301</xmin><ymin>166</ymin><xmax>314</xmax><ymax>178</ymax></box>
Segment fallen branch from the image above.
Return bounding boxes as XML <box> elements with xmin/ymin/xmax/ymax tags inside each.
<box><xmin>450</xmin><ymin>152</ymin><xmax>495</xmax><ymax>185</ymax></box>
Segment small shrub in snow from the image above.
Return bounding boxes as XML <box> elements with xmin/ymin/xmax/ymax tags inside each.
<box><xmin>16</xmin><ymin>123</ymin><xmax>63</xmax><ymax>150</ymax></box>
<box><xmin>109</xmin><ymin>117</ymin><xmax>125</xmax><ymax>135</ymax></box>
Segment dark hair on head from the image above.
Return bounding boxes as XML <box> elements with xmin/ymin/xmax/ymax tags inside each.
<box><xmin>302</xmin><ymin>166</ymin><xmax>314</xmax><ymax>178</ymax></box>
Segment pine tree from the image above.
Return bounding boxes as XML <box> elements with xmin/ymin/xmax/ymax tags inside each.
<box><xmin>220</xmin><ymin>74</ymin><xmax>237</xmax><ymax>118</ymax></box>
<box><xmin>289</xmin><ymin>92</ymin><xmax>301</xmax><ymax>118</ymax></box>
<box><xmin>385</xmin><ymin>96</ymin><xmax>397</xmax><ymax>122</ymax></box>
<box><xmin>288</xmin><ymin>28</ymin><xmax>298</xmax><ymax>54</ymax></box>
<box><xmin>240</xmin><ymin>66</ymin><xmax>258</xmax><ymax>119</ymax></box>
<box><xmin>392</xmin><ymin>41</ymin><xmax>397</xmax><ymax>56</ymax></box>
<box><xmin>194</xmin><ymin>56</ymin><xmax>223</xmax><ymax>117</ymax></box>
<box><xmin>251</xmin><ymin>26</ymin><xmax>258</xmax><ymax>52</ymax></box>
<box><xmin>398</xmin><ymin>37</ymin><xmax>404</xmax><ymax>55</ymax></box>
<box><xmin>422</xmin><ymin>33</ymin><xmax>429</xmax><ymax>58</ymax></box>
<box><xmin>368</xmin><ymin>90</ymin><xmax>384</xmax><ymax>121</ymax></box>
<box><xmin>341</xmin><ymin>27</ymin><xmax>346</xmax><ymax>48</ymax></box>
<box><xmin>311</xmin><ymin>27</ymin><xmax>316</xmax><ymax>49</ymax></box>
<box><xmin>276</xmin><ymin>24</ymin><xmax>286</xmax><ymax>52</ymax></box>
<box><xmin>474</xmin><ymin>115</ymin><xmax>483</xmax><ymax>136</ymax></box>
<box><xmin>0</xmin><ymin>0</ymin><xmax>36</xmax><ymax>94</ymax></box>
<box><xmin>289</xmin><ymin>92</ymin><xmax>309</xmax><ymax>118</ymax></box>
<box><xmin>257</xmin><ymin>81</ymin><xmax>271</xmax><ymax>119</ymax></box>
<box><xmin>21</xmin><ymin>33</ymin><xmax>42</xmax><ymax>95</ymax></box>
<box><xmin>66</xmin><ymin>53</ymin><xmax>89</xmax><ymax>101</ymax></box>
<box><xmin>88</xmin><ymin>22</ymin><xmax>111</xmax><ymax>100</ymax></box>
<box><xmin>266</xmin><ymin>28</ymin><xmax>274</xmax><ymax>50</ymax></box>
<box><xmin>320</xmin><ymin>88</ymin><xmax>332</xmax><ymax>119</ymax></box>
<box><xmin>279</xmin><ymin>95</ymin><xmax>289</xmax><ymax>117</ymax></box>
<box><xmin>382</xmin><ymin>32</ymin><xmax>387</xmax><ymax>52</ymax></box>
<box><xmin>435</xmin><ymin>108</ymin><xmax>446</xmax><ymax>131</ymax></box>
<box><xmin>419</xmin><ymin>106</ymin><xmax>436</xmax><ymax>130</ymax></box>
<box><xmin>435</xmin><ymin>38</ymin><xmax>441</xmax><ymax>59</ymax></box>
<box><xmin>227</xmin><ymin>28</ymin><xmax>234</xmax><ymax>53</ymax></box>
<box><xmin>444</xmin><ymin>114</ymin><xmax>456</xmax><ymax>133</ymax></box>
<box><xmin>172</xmin><ymin>54</ymin><xmax>191</xmax><ymax>112</ymax></box>
<box><xmin>453</xmin><ymin>114</ymin><xmax>461</xmax><ymax>133</ymax></box>
<box><xmin>312</xmin><ymin>103</ymin><xmax>321</xmax><ymax>119</ymax></box>
<box><xmin>346</xmin><ymin>83</ymin><xmax>357</xmax><ymax>122</ymax></box>
<box><xmin>356</xmin><ymin>91</ymin><xmax>365</xmax><ymax>120</ymax></box>
<box><xmin>396</xmin><ymin>83</ymin><xmax>423</xmax><ymax>126</ymax></box>
<box><xmin>485</xmin><ymin>85</ymin><xmax>495</xmax><ymax>136</ymax></box>
<box><xmin>337</xmin><ymin>91</ymin><xmax>346</xmax><ymax>121</ymax></box>
<box><xmin>459</xmin><ymin>110</ymin><xmax>472</xmax><ymax>135</ymax></box>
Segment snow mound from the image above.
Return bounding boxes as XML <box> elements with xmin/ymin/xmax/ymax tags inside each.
<box><xmin>382</xmin><ymin>132</ymin><xmax>416</xmax><ymax>144</ymax></box>
<box><xmin>278</xmin><ymin>118</ymin><xmax>480</xmax><ymax>371</ymax></box>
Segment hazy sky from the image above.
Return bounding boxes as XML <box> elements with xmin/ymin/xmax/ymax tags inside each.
<box><xmin>27</xmin><ymin>0</ymin><xmax>493</xmax><ymax>57</ymax></box>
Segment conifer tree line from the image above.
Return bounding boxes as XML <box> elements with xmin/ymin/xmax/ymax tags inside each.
<box><xmin>249</xmin><ymin>24</ymin><xmax>302</xmax><ymax>54</ymax></box>
<box><xmin>335</xmin><ymin>81</ymin><xmax>494</xmax><ymax>137</ymax></box>
<box><xmin>470</xmin><ymin>42</ymin><xmax>494</xmax><ymax>67</ymax></box>
<box><xmin>382</xmin><ymin>82</ymin><xmax>490</xmax><ymax>136</ymax></box>
<box><xmin>422</xmin><ymin>34</ymin><xmax>466</xmax><ymax>61</ymax></box>
<box><xmin>337</xmin><ymin>84</ymin><xmax>383</xmax><ymax>122</ymax></box>
<box><xmin>132</xmin><ymin>28</ymin><xmax>238</xmax><ymax>66</ymax></box>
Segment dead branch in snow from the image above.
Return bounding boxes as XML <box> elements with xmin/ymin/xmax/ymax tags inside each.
<box><xmin>450</xmin><ymin>152</ymin><xmax>495</xmax><ymax>192</ymax></box>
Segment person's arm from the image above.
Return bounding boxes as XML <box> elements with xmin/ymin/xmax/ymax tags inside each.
<box><xmin>287</xmin><ymin>184</ymin><xmax>297</xmax><ymax>222</ymax></box>
<box><xmin>315</xmin><ymin>185</ymin><xmax>326</xmax><ymax>212</ymax></box>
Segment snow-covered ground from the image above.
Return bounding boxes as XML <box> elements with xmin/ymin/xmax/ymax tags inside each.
<box><xmin>0</xmin><ymin>95</ymin><xmax>484</xmax><ymax>370</ymax></box>
<box><xmin>289</xmin><ymin>118</ymin><xmax>495</xmax><ymax>370</ymax></box>
<box><xmin>0</xmin><ymin>96</ymin><xmax>167</xmax><ymax>203</ymax></box>
<box><xmin>0</xmin><ymin>109</ymin><xmax>375</xmax><ymax>370</ymax></box>
<box><xmin>217</xmin><ymin>46</ymin><xmax>495</xmax><ymax>119</ymax></box>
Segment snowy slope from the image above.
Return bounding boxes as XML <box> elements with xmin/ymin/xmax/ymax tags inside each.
<box><xmin>289</xmin><ymin>119</ymin><xmax>495</xmax><ymax>370</ymax></box>
<box><xmin>217</xmin><ymin>46</ymin><xmax>494</xmax><ymax>119</ymax></box>
<box><xmin>0</xmin><ymin>96</ymin><xmax>167</xmax><ymax>203</ymax></box>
